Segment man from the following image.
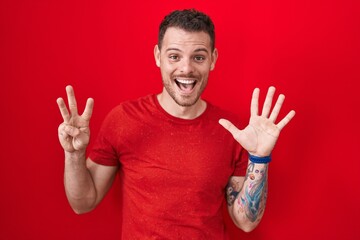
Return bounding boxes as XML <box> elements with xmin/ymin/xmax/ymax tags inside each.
<box><xmin>57</xmin><ymin>9</ymin><xmax>295</xmax><ymax>239</ymax></box>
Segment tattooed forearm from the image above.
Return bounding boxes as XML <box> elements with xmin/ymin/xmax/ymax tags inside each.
<box><xmin>226</xmin><ymin>177</ymin><xmax>243</xmax><ymax>206</ymax></box>
<box><xmin>240</xmin><ymin>162</ymin><xmax>268</xmax><ymax>222</ymax></box>
<box><xmin>227</xmin><ymin>162</ymin><xmax>268</xmax><ymax>224</ymax></box>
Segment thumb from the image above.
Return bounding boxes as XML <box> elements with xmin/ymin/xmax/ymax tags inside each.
<box><xmin>218</xmin><ymin>118</ymin><xmax>241</xmax><ymax>138</ymax></box>
<box><xmin>64</xmin><ymin>125</ymin><xmax>81</xmax><ymax>138</ymax></box>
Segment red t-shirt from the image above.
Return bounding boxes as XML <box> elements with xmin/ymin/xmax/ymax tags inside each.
<box><xmin>89</xmin><ymin>94</ymin><xmax>248</xmax><ymax>239</ymax></box>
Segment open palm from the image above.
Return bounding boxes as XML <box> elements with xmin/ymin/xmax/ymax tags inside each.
<box><xmin>219</xmin><ymin>87</ymin><xmax>295</xmax><ymax>157</ymax></box>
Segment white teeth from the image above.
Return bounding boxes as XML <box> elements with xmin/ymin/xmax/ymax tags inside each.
<box><xmin>176</xmin><ymin>79</ymin><xmax>196</xmax><ymax>84</ymax></box>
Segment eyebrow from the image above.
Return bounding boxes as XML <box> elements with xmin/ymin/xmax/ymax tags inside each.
<box><xmin>194</xmin><ymin>48</ymin><xmax>209</xmax><ymax>54</ymax></box>
<box><xmin>165</xmin><ymin>47</ymin><xmax>209</xmax><ymax>54</ymax></box>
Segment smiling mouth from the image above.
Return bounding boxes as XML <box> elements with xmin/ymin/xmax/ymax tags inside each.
<box><xmin>175</xmin><ymin>78</ymin><xmax>197</xmax><ymax>93</ymax></box>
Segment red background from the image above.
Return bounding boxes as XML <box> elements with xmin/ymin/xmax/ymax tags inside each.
<box><xmin>1</xmin><ymin>0</ymin><xmax>359</xmax><ymax>239</ymax></box>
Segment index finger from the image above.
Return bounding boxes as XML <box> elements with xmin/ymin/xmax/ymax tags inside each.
<box><xmin>56</xmin><ymin>97</ymin><xmax>70</xmax><ymax>123</ymax></box>
<box><xmin>250</xmin><ymin>88</ymin><xmax>260</xmax><ymax>116</ymax></box>
<box><xmin>66</xmin><ymin>85</ymin><xmax>78</xmax><ymax>116</ymax></box>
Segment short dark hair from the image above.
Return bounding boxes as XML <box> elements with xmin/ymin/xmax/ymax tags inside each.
<box><xmin>158</xmin><ymin>9</ymin><xmax>215</xmax><ymax>51</ymax></box>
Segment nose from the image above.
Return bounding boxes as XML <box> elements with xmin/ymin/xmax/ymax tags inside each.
<box><xmin>179</xmin><ymin>58</ymin><xmax>194</xmax><ymax>74</ymax></box>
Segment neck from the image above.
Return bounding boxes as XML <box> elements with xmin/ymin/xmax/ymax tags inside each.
<box><xmin>157</xmin><ymin>90</ymin><xmax>207</xmax><ymax>120</ymax></box>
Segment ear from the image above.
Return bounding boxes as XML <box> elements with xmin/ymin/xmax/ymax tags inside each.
<box><xmin>154</xmin><ymin>45</ymin><xmax>161</xmax><ymax>67</ymax></box>
<box><xmin>210</xmin><ymin>48</ymin><xmax>218</xmax><ymax>71</ymax></box>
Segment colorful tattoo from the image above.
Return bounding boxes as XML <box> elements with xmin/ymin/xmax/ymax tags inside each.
<box><xmin>226</xmin><ymin>162</ymin><xmax>268</xmax><ymax>222</ymax></box>
<box><xmin>241</xmin><ymin>163</ymin><xmax>268</xmax><ymax>222</ymax></box>
<box><xmin>226</xmin><ymin>177</ymin><xmax>242</xmax><ymax>206</ymax></box>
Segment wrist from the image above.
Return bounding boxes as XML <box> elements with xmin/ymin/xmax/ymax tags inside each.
<box><xmin>248</xmin><ymin>153</ymin><xmax>271</xmax><ymax>164</ymax></box>
<box><xmin>65</xmin><ymin>150</ymin><xmax>86</xmax><ymax>162</ymax></box>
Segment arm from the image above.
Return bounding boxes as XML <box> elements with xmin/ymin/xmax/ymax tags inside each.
<box><xmin>220</xmin><ymin>86</ymin><xmax>295</xmax><ymax>231</ymax></box>
<box><xmin>64</xmin><ymin>155</ymin><xmax>118</xmax><ymax>214</ymax></box>
<box><xmin>226</xmin><ymin>163</ymin><xmax>268</xmax><ymax>232</ymax></box>
<box><xmin>57</xmin><ymin>86</ymin><xmax>118</xmax><ymax>214</ymax></box>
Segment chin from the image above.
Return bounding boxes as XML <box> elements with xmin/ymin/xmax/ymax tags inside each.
<box><xmin>173</xmin><ymin>95</ymin><xmax>201</xmax><ymax>107</ymax></box>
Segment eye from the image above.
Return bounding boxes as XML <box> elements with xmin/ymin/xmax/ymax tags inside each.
<box><xmin>169</xmin><ymin>55</ymin><xmax>179</xmax><ymax>61</ymax></box>
<box><xmin>194</xmin><ymin>55</ymin><xmax>205</xmax><ymax>62</ymax></box>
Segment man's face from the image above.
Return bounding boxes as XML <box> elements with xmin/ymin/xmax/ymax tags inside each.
<box><xmin>154</xmin><ymin>27</ymin><xmax>218</xmax><ymax>107</ymax></box>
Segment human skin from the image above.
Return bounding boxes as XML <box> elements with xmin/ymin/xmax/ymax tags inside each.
<box><xmin>154</xmin><ymin>27</ymin><xmax>218</xmax><ymax>119</ymax></box>
<box><xmin>57</xmin><ymin>26</ymin><xmax>296</xmax><ymax>232</ymax></box>
<box><xmin>154</xmin><ymin>26</ymin><xmax>296</xmax><ymax>231</ymax></box>
<box><xmin>220</xmin><ymin>86</ymin><xmax>295</xmax><ymax>231</ymax></box>
<box><xmin>57</xmin><ymin>86</ymin><xmax>118</xmax><ymax>214</ymax></box>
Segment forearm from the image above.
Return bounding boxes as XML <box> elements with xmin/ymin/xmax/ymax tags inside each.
<box><xmin>227</xmin><ymin>161</ymin><xmax>268</xmax><ymax>232</ymax></box>
<box><xmin>64</xmin><ymin>151</ymin><xmax>97</xmax><ymax>214</ymax></box>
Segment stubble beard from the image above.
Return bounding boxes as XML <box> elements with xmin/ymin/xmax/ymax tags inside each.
<box><xmin>162</xmin><ymin>77</ymin><xmax>207</xmax><ymax>107</ymax></box>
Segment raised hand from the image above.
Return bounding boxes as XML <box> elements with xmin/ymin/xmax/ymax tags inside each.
<box><xmin>219</xmin><ymin>86</ymin><xmax>295</xmax><ymax>157</ymax></box>
<box><xmin>57</xmin><ymin>86</ymin><xmax>94</xmax><ymax>153</ymax></box>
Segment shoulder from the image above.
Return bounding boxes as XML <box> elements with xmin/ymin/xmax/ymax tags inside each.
<box><xmin>98</xmin><ymin>94</ymin><xmax>157</xmax><ymax>136</ymax></box>
<box><xmin>106</xmin><ymin>94</ymin><xmax>156</xmax><ymax>119</ymax></box>
<box><xmin>205</xmin><ymin>101</ymin><xmax>242</xmax><ymax>126</ymax></box>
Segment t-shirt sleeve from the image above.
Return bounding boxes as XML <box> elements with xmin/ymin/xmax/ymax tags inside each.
<box><xmin>232</xmin><ymin>147</ymin><xmax>248</xmax><ymax>176</ymax></box>
<box><xmin>224</xmin><ymin>111</ymin><xmax>248</xmax><ymax>177</ymax></box>
<box><xmin>88</xmin><ymin>108</ymin><xmax>120</xmax><ymax>166</ymax></box>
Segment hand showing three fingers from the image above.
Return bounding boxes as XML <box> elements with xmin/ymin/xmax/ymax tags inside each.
<box><xmin>219</xmin><ymin>86</ymin><xmax>295</xmax><ymax>157</ymax></box>
<box><xmin>57</xmin><ymin>86</ymin><xmax>94</xmax><ymax>153</ymax></box>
